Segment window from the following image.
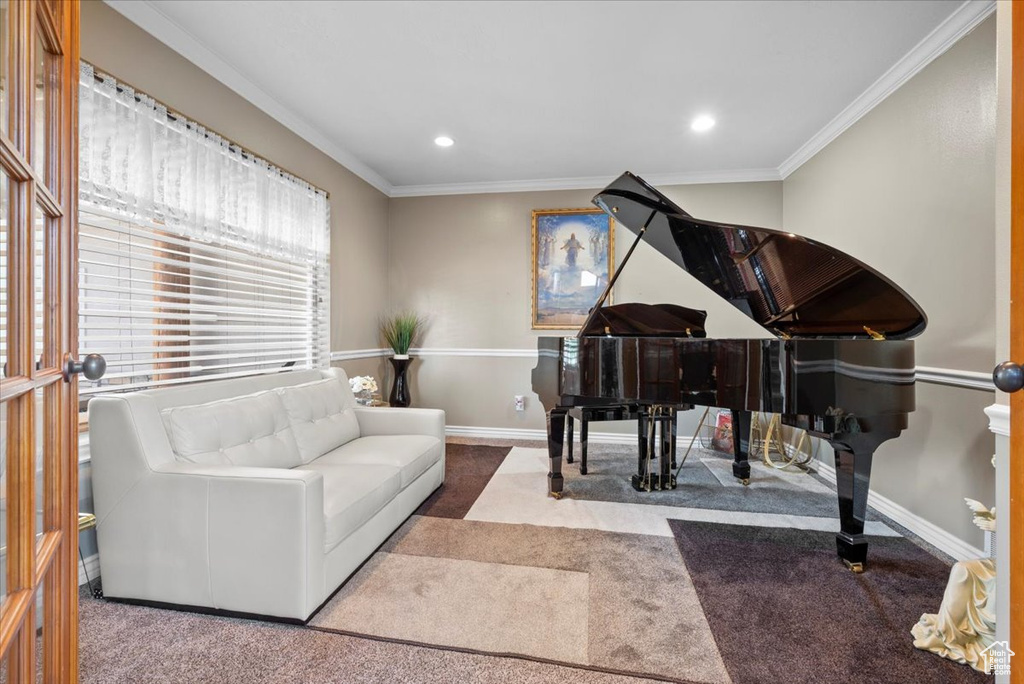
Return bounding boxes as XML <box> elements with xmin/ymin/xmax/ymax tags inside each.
<box><xmin>77</xmin><ymin>64</ymin><xmax>330</xmax><ymax>404</ymax></box>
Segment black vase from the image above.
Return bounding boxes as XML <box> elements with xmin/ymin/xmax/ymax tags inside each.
<box><xmin>389</xmin><ymin>356</ymin><xmax>413</xmax><ymax>407</ymax></box>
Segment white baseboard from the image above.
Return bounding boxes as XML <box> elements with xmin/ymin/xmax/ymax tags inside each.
<box><xmin>813</xmin><ymin>457</ymin><xmax>984</xmax><ymax>562</ymax></box>
<box><xmin>78</xmin><ymin>553</ymin><xmax>100</xmax><ymax>587</ymax></box>
<box><xmin>445</xmin><ymin>424</ymin><xmax>696</xmax><ymax>447</ymax></box>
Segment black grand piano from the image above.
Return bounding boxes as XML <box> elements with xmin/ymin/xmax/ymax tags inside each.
<box><xmin>532</xmin><ymin>172</ymin><xmax>926</xmax><ymax>572</ymax></box>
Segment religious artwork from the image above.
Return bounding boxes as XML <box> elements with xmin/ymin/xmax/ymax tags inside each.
<box><xmin>531</xmin><ymin>208</ymin><xmax>614</xmax><ymax>329</ymax></box>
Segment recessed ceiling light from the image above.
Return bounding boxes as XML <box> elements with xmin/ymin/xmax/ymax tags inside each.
<box><xmin>691</xmin><ymin>115</ymin><xmax>716</xmax><ymax>133</ymax></box>
<box><xmin>434</xmin><ymin>136</ymin><xmax>455</xmax><ymax>147</ymax></box>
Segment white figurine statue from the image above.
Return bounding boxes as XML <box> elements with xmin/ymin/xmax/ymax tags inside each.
<box><xmin>911</xmin><ymin>498</ymin><xmax>996</xmax><ymax>673</ymax></box>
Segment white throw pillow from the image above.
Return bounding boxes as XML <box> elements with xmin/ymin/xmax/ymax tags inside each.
<box><xmin>161</xmin><ymin>390</ymin><xmax>302</xmax><ymax>468</ymax></box>
<box><xmin>276</xmin><ymin>377</ymin><xmax>361</xmax><ymax>464</ymax></box>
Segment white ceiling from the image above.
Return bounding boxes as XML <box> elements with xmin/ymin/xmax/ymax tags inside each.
<box><xmin>108</xmin><ymin>0</ymin><xmax>993</xmax><ymax>196</ymax></box>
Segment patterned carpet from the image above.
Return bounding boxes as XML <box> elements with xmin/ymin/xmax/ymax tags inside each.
<box><xmin>306</xmin><ymin>443</ymin><xmax>987</xmax><ymax>683</ymax></box>
<box><xmin>79</xmin><ymin>441</ymin><xmax>990</xmax><ymax>683</ymax></box>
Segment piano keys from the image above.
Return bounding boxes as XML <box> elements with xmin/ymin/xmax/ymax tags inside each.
<box><xmin>531</xmin><ymin>172</ymin><xmax>926</xmax><ymax>572</ymax></box>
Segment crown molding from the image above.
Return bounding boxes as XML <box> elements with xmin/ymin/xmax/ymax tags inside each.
<box><xmin>778</xmin><ymin>0</ymin><xmax>996</xmax><ymax>179</ymax></box>
<box><xmin>107</xmin><ymin>0</ymin><xmax>992</xmax><ymax>199</ymax></box>
<box><xmin>104</xmin><ymin>0</ymin><xmax>394</xmax><ymax>197</ymax></box>
<box><xmin>389</xmin><ymin>168</ymin><xmax>782</xmax><ymax>198</ymax></box>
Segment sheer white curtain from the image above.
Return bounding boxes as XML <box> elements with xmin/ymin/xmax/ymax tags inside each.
<box><xmin>77</xmin><ymin>63</ymin><xmax>331</xmax><ymax>399</ymax></box>
<box><xmin>79</xmin><ymin>62</ymin><xmax>328</xmax><ymax>261</ymax></box>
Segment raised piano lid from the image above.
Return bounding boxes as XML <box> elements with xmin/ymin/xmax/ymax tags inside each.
<box><xmin>592</xmin><ymin>172</ymin><xmax>927</xmax><ymax>340</ymax></box>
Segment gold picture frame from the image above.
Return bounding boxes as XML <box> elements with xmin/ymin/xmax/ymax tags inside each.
<box><xmin>531</xmin><ymin>208</ymin><xmax>615</xmax><ymax>330</ymax></box>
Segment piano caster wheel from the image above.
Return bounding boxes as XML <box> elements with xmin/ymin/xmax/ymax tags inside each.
<box><xmin>741</xmin><ymin>478</ymin><xmax>750</xmax><ymax>486</ymax></box>
<box><xmin>843</xmin><ymin>560</ymin><xmax>865</xmax><ymax>573</ymax></box>
<box><xmin>549</xmin><ymin>491</ymin><xmax>564</xmax><ymax>500</ymax></box>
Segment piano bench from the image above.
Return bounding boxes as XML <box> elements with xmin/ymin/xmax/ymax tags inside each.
<box><xmin>566</xmin><ymin>405</ymin><xmax>676</xmax><ymax>475</ymax></box>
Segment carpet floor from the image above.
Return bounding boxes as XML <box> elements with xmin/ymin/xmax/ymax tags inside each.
<box><xmin>78</xmin><ymin>440</ymin><xmax>989</xmax><ymax>683</ymax></box>
<box><xmin>78</xmin><ymin>587</ymin><xmax>666</xmax><ymax>684</ymax></box>
<box><xmin>670</xmin><ymin>521</ymin><xmax>988</xmax><ymax>684</ymax></box>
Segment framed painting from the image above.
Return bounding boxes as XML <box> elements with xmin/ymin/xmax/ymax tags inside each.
<box><xmin>531</xmin><ymin>208</ymin><xmax>615</xmax><ymax>329</ymax></box>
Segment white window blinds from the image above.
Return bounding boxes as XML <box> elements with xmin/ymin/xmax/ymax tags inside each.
<box><xmin>77</xmin><ymin>64</ymin><xmax>330</xmax><ymax>400</ymax></box>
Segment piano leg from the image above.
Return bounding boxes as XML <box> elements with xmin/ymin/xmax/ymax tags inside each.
<box><xmin>828</xmin><ymin>426</ymin><xmax>901</xmax><ymax>571</ymax></box>
<box><xmin>637</xmin><ymin>407</ymin><xmax>649</xmax><ymax>481</ymax></box>
<box><xmin>667</xmin><ymin>411</ymin><xmax>678</xmax><ymax>469</ymax></box>
<box><xmin>580</xmin><ymin>415</ymin><xmax>589</xmax><ymax>475</ymax></box>
<box><xmin>659</xmin><ymin>408</ymin><xmax>676</xmax><ymax>489</ymax></box>
<box><xmin>546</xmin><ymin>408</ymin><xmax>567</xmax><ymax>498</ymax></box>
<box><xmin>731</xmin><ymin>410</ymin><xmax>751</xmax><ymax>485</ymax></box>
<box><xmin>566</xmin><ymin>415</ymin><xmax>574</xmax><ymax>464</ymax></box>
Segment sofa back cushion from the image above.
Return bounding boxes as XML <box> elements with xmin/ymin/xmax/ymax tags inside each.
<box><xmin>161</xmin><ymin>390</ymin><xmax>302</xmax><ymax>468</ymax></box>
<box><xmin>277</xmin><ymin>377</ymin><xmax>360</xmax><ymax>464</ymax></box>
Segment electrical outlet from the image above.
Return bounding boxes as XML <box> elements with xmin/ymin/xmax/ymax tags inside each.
<box><xmin>514</xmin><ymin>395</ymin><xmax>526</xmax><ymax>412</ymax></box>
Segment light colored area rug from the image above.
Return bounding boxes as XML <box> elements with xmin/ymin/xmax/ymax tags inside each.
<box><xmin>463</xmin><ymin>447</ymin><xmax>897</xmax><ymax>537</ymax></box>
<box><xmin>310</xmin><ymin>515</ymin><xmax>732</xmax><ymax>684</ymax></box>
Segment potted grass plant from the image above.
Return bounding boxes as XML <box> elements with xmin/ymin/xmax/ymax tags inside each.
<box><xmin>380</xmin><ymin>312</ymin><xmax>423</xmax><ymax>407</ymax></box>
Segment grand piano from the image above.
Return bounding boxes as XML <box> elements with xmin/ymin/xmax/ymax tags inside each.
<box><xmin>532</xmin><ymin>172</ymin><xmax>927</xmax><ymax>571</ymax></box>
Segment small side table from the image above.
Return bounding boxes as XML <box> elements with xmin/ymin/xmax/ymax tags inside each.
<box><xmin>78</xmin><ymin>513</ymin><xmax>102</xmax><ymax>598</ymax></box>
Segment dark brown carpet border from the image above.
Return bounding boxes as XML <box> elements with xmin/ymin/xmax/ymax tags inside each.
<box><xmin>414</xmin><ymin>443</ymin><xmax>510</xmax><ymax>518</ymax></box>
<box><xmin>668</xmin><ymin>520</ymin><xmax>991</xmax><ymax>684</ymax></box>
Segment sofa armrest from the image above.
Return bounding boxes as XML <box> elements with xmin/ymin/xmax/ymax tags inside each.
<box><xmin>354</xmin><ymin>407</ymin><xmax>445</xmax><ymax>441</ymax></box>
<box><xmin>97</xmin><ymin>463</ymin><xmax>326</xmax><ymax>620</ymax></box>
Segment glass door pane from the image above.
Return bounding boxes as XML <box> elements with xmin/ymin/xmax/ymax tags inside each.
<box><xmin>1</xmin><ymin>169</ymin><xmax>8</xmax><ymax>378</ymax></box>
<box><xmin>32</xmin><ymin>30</ymin><xmax>57</xmax><ymax>181</ymax></box>
<box><xmin>33</xmin><ymin>206</ymin><xmax>45</xmax><ymax>370</ymax></box>
<box><xmin>0</xmin><ymin>0</ymin><xmax>8</xmax><ymax>137</ymax></box>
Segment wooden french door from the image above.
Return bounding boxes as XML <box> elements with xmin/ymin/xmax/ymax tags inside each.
<box><xmin>0</xmin><ymin>1</ymin><xmax>81</xmax><ymax>682</ymax></box>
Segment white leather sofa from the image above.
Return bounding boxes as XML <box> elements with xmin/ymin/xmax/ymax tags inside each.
<box><xmin>88</xmin><ymin>368</ymin><xmax>445</xmax><ymax>622</ymax></box>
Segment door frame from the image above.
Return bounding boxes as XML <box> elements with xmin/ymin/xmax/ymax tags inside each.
<box><xmin>0</xmin><ymin>1</ymin><xmax>80</xmax><ymax>681</ymax></box>
<box><xmin>1010</xmin><ymin>0</ymin><xmax>1022</xmax><ymax>681</ymax></box>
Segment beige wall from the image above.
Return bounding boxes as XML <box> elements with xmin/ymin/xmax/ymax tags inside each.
<box><xmin>81</xmin><ymin>1</ymin><xmax>390</xmax><ymax>352</ymax></box>
<box><xmin>783</xmin><ymin>16</ymin><xmax>997</xmax><ymax>548</ymax></box>
<box><xmin>389</xmin><ymin>183</ymin><xmax>781</xmax><ymax>433</ymax></box>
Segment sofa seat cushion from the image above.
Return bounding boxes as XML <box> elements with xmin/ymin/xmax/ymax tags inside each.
<box><xmin>296</xmin><ymin>462</ymin><xmax>401</xmax><ymax>552</ymax></box>
<box><xmin>160</xmin><ymin>390</ymin><xmax>302</xmax><ymax>468</ymax></box>
<box><xmin>277</xmin><ymin>378</ymin><xmax>360</xmax><ymax>464</ymax></box>
<box><xmin>315</xmin><ymin>435</ymin><xmax>442</xmax><ymax>489</ymax></box>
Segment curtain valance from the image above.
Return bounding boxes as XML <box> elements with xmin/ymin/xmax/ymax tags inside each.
<box><xmin>78</xmin><ymin>62</ymin><xmax>329</xmax><ymax>260</ymax></box>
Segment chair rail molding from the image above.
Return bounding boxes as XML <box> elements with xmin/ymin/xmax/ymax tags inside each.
<box><xmin>330</xmin><ymin>348</ymin><xmax>391</xmax><ymax>362</ymax></box>
<box><xmin>331</xmin><ymin>348</ymin><xmax>996</xmax><ymax>391</ymax></box>
<box><xmin>915</xmin><ymin>365</ymin><xmax>995</xmax><ymax>391</ymax></box>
